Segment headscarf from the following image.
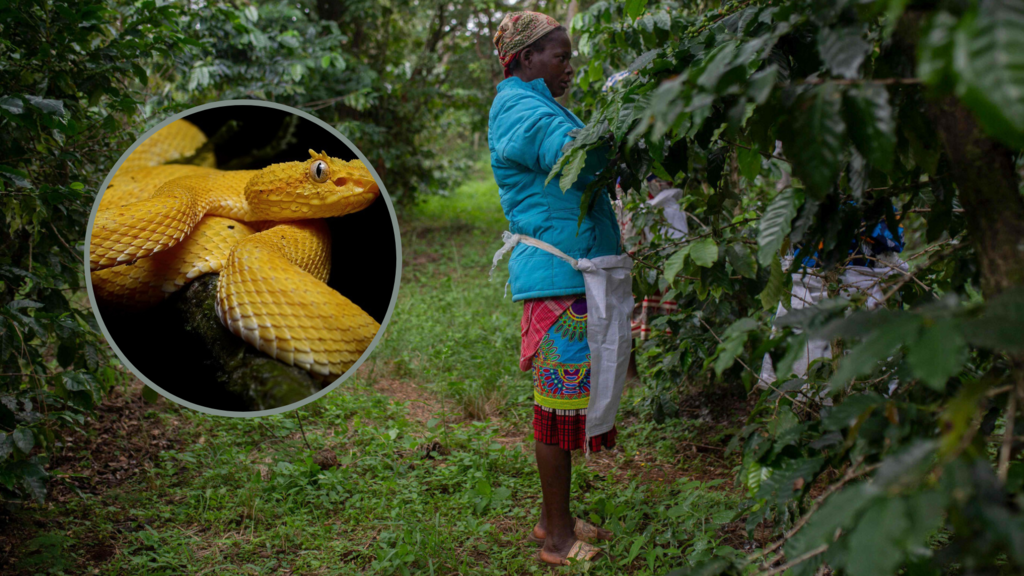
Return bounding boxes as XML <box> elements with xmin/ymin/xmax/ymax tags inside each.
<box><xmin>493</xmin><ymin>11</ymin><xmax>561</xmax><ymax>79</ymax></box>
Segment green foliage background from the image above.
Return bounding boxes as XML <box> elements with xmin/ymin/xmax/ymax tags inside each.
<box><xmin>555</xmin><ymin>0</ymin><xmax>1024</xmax><ymax>574</ymax></box>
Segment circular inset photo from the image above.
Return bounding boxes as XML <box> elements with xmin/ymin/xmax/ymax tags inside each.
<box><xmin>85</xmin><ymin>101</ymin><xmax>400</xmax><ymax>415</ymax></box>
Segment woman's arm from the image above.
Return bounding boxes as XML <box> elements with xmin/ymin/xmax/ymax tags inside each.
<box><xmin>495</xmin><ymin>100</ymin><xmax>578</xmax><ymax>174</ymax></box>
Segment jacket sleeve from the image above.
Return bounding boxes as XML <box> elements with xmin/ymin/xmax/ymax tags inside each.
<box><xmin>495</xmin><ymin>100</ymin><xmax>577</xmax><ymax>174</ymax></box>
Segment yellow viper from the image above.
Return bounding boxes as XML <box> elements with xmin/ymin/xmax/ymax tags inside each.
<box><xmin>90</xmin><ymin>119</ymin><xmax>382</xmax><ymax>380</ymax></box>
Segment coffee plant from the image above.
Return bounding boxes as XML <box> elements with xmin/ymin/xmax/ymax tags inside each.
<box><xmin>555</xmin><ymin>0</ymin><xmax>1024</xmax><ymax>574</ymax></box>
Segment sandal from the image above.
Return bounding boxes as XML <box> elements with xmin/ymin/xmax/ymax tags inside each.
<box><xmin>526</xmin><ymin>518</ymin><xmax>611</xmax><ymax>545</ymax></box>
<box><xmin>535</xmin><ymin>540</ymin><xmax>603</xmax><ymax>566</ymax></box>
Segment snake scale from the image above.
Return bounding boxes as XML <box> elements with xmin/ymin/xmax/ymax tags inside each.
<box><xmin>90</xmin><ymin>119</ymin><xmax>383</xmax><ymax>380</ymax></box>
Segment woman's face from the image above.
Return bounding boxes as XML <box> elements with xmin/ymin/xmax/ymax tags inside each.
<box><xmin>520</xmin><ymin>30</ymin><xmax>573</xmax><ymax>98</ymax></box>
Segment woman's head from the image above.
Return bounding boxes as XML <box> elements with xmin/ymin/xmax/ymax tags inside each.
<box><xmin>493</xmin><ymin>12</ymin><xmax>573</xmax><ymax>98</ymax></box>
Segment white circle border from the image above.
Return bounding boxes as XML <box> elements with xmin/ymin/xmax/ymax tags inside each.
<box><xmin>83</xmin><ymin>99</ymin><xmax>403</xmax><ymax>418</ymax></box>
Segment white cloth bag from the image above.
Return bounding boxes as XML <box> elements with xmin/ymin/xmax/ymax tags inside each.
<box><xmin>758</xmin><ymin>254</ymin><xmax>909</xmax><ymax>398</ymax></box>
<box><xmin>491</xmin><ymin>232</ymin><xmax>634</xmax><ymax>441</ymax></box>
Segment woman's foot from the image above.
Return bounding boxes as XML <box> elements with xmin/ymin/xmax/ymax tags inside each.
<box><xmin>529</xmin><ymin>518</ymin><xmax>613</xmax><ymax>544</ymax></box>
<box><xmin>537</xmin><ymin>540</ymin><xmax>603</xmax><ymax>566</ymax></box>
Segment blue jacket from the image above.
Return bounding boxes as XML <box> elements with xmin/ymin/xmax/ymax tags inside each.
<box><xmin>488</xmin><ymin>77</ymin><xmax>621</xmax><ymax>301</ymax></box>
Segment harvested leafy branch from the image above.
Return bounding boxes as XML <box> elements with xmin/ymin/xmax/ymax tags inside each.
<box><xmin>561</xmin><ymin>0</ymin><xmax>1024</xmax><ymax>574</ymax></box>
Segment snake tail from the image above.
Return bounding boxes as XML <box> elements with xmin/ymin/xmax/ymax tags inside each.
<box><xmin>215</xmin><ymin>220</ymin><xmax>380</xmax><ymax>379</ymax></box>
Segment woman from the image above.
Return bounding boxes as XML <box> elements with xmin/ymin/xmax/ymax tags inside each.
<box><xmin>489</xmin><ymin>11</ymin><xmax>620</xmax><ymax>566</ymax></box>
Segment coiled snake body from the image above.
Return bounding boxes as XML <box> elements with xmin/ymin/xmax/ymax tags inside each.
<box><xmin>90</xmin><ymin>120</ymin><xmax>382</xmax><ymax>379</ymax></box>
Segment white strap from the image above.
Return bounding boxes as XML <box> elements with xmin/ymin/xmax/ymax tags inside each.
<box><xmin>489</xmin><ymin>231</ymin><xmax>580</xmax><ymax>299</ymax></box>
<box><xmin>489</xmin><ymin>231</ymin><xmax>579</xmax><ymax>282</ymax></box>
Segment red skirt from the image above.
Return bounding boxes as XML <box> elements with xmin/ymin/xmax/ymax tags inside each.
<box><xmin>533</xmin><ymin>405</ymin><xmax>618</xmax><ymax>452</ymax></box>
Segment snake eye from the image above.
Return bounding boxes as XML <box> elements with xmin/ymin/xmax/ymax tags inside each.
<box><xmin>309</xmin><ymin>159</ymin><xmax>330</xmax><ymax>183</ymax></box>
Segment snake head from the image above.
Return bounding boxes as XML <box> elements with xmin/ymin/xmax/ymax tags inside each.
<box><xmin>243</xmin><ymin>150</ymin><xmax>380</xmax><ymax>221</ymax></box>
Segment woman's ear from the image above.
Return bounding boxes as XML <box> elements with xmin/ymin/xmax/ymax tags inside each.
<box><xmin>520</xmin><ymin>46</ymin><xmax>534</xmax><ymax>71</ymax></box>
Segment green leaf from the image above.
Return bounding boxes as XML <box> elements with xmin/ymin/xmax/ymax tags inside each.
<box><xmin>0</xmin><ymin>433</ymin><xmax>12</xmax><ymax>461</ymax></box>
<box><xmin>830</xmin><ymin>316</ymin><xmax>922</xmax><ymax>392</ymax></box>
<box><xmin>737</xmin><ymin>146</ymin><xmax>761</xmax><ymax>180</ymax></box>
<box><xmin>759</xmin><ymin>255</ymin><xmax>785</xmax><ymax>311</ymax></box>
<box><xmin>16</xmin><ymin>459</ymin><xmax>49</xmax><ymax>504</ymax></box>
<box><xmin>653</xmin><ymin>10</ymin><xmax>671</xmax><ymax>30</ymax></box>
<box><xmin>951</xmin><ymin>0</ymin><xmax>1024</xmax><ymax>148</ymax></box>
<box><xmin>492</xmin><ymin>486</ymin><xmax>511</xmax><ymax>503</ymax></box>
<box><xmin>747</xmin><ymin>65</ymin><xmax>777</xmax><ymax>105</ymax></box>
<box><xmin>142</xmin><ymin>385</ymin><xmax>160</xmax><ymax>404</ymax></box>
<box><xmin>0</xmin><ymin>96</ymin><xmax>24</xmax><ymax>114</ymax></box>
<box><xmin>24</xmin><ymin>95</ymin><xmax>64</xmax><ymax>116</ymax></box>
<box><xmin>475</xmin><ymin>479</ymin><xmax>492</xmax><ymax>498</ymax></box>
<box><xmin>757</xmin><ymin>188</ymin><xmax>798</xmax><ymax>266</ymax></box>
<box><xmin>846</xmin><ymin>499</ymin><xmax>909</xmax><ymax>576</ymax></box>
<box><xmin>726</xmin><ymin>243</ymin><xmax>757</xmax><ymax>279</ymax></box>
<box><xmin>918</xmin><ymin>12</ymin><xmax>958</xmax><ymax>86</ymax></box>
<box><xmin>625</xmin><ymin>0</ymin><xmax>648</xmax><ymax>20</ymax></box>
<box><xmin>873</xmin><ymin>440</ymin><xmax>938</xmax><ymax>490</ymax></box>
<box><xmin>817</xmin><ymin>25</ymin><xmax>871</xmax><ymax>80</ymax></box>
<box><xmin>13</xmin><ymin>427</ymin><xmax>34</xmax><ymax>454</ymax></box>
<box><xmin>714</xmin><ymin>336</ymin><xmax>746</xmax><ymax>376</ymax></box>
<box><xmin>962</xmin><ymin>288</ymin><xmax>1024</xmax><ymax>352</ymax></box>
<box><xmin>664</xmin><ymin>245</ymin><xmax>690</xmax><ymax>280</ymax></box>
<box><xmin>785</xmin><ymin>484</ymin><xmax>876</xmax><ymax>559</ymax></box>
<box><xmin>775</xmin><ymin>333</ymin><xmax>807</xmax><ymax>379</ymax></box>
<box><xmin>689</xmin><ymin>238</ymin><xmax>719</xmax><ymax>268</ymax></box>
<box><xmin>781</xmin><ymin>84</ymin><xmax>847</xmax><ymax>199</ymax></box>
<box><xmin>906</xmin><ymin>318</ymin><xmax>967</xmax><ymax>391</ymax></box>
<box><xmin>843</xmin><ymin>84</ymin><xmax>896</xmax><ymax>172</ymax></box>
<box><xmin>56</xmin><ymin>340</ymin><xmax>77</xmax><ymax>368</ymax></box>
<box><xmin>560</xmin><ymin>149</ymin><xmax>588</xmax><ymax>192</ymax></box>
<box><xmin>755</xmin><ymin>456</ymin><xmax>824</xmax><ymax>509</ymax></box>
<box><xmin>627</xmin><ymin>49</ymin><xmax>660</xmax><ymax>73</ymax></box>
<box><xmin>697</xmin><ymin>43</ymin><xmax>738</xmax><ymax>91</ymax></box>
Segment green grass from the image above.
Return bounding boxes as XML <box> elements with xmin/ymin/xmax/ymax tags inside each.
<box><xmin>370</xmin><ymin>159</ymin><xmax>529</xmax><ymax>421</ymax></box>
<box><xmin>10</xmin><ymin>158</ymin><xmax>744</xmax><ymax>575</ymax></box>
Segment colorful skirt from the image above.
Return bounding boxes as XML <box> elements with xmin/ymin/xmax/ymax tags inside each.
<box><xmin>529</xmin><ymin>298</ymin><xmax>617</xmax><ymax>453</ymax></box>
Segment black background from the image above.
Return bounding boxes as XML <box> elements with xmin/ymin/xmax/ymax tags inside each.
<box><xmin>96</xmin><ymin>104</ymin><xmax>398</xmax><ymax>410</ymax></box>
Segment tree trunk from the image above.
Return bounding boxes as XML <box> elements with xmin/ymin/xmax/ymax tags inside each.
<box><xmin>894</xmin><ymin>11</ymin><xmax>1024</xmax><ymax>298</ymax></box>
<box><xmin>178</xmin><ymin>275</ymin><xmax>323</xmax><ymax>411</ymax></box>
<box><xmin>926</xmin><ymin>97</ymin><xmax>1024</xmax><ymax>297</ymax></box>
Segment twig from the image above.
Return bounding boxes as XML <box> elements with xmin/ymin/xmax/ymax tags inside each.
<box><xmin>720</xmin><ymin>139</ymin><xmax>790</xmax><ymax>164</ymax></box>
<box><xmin>295</xmin><ymin>411</ymin><xmax>313</xmax><ymax>452</ymax></box>
<box><xmin>903</xmin><ymin>234</ymin><xmax>962</xmax><ymax>262</ymax></box>
<box><xmin>879</xmin><ymin>244</ymin><xmax>960</xmax><ymax>304</ymax></box>
<box><xmin>756</xmin><ymin>545</ymin><xmax>829</xmax><ymax>576</ymax></box>
<box><xmin>749</xmin><ymin>457</ymin><xmax>876</xmax><ymax>562</ymax></box>
<box><xmin>49</xmin><ymin>223</ymin><xmax>83</xmax><ymax>263</ymax></box>
<box><xmin>684</xmin><ymin>211</ymin><xmax>708</xmax><ymax>230</ymax></box>
<box><xmin>987</xmin><ymin>384</ymin><xmax>1014</xmax><ymax>397</ymax></box>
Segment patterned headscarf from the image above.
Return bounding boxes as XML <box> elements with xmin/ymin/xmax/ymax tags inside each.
<box><xmin>493</xmin><ymin>11</ymin><xmax>561</xmax><ymax>79</ymax></box>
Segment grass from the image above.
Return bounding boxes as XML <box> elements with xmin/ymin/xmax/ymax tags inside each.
<box><xmin>4</xmin><ymin>157</ymin><xmax>745</xmax><ymax>575</ymax></box>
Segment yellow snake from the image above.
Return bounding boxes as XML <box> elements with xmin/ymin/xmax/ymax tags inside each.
<box><xmin>90</xmin><ymin>119</ymin><xmax>382</xmax><ymax>380</ymax></box>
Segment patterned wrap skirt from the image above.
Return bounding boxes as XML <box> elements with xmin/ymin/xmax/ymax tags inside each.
<box><xmin>527</xmin><ymin>297</ymin><xmax>617</xmax><ymax>452</ymax></box>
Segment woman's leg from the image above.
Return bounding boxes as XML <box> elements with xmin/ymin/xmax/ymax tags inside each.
<box><xmin>536</xmin><ymin>440</ymin><xmax>575</xmax><ymax>558</ymax></box>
